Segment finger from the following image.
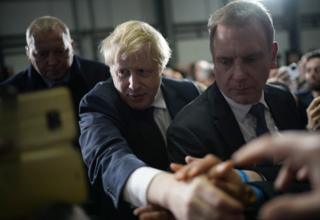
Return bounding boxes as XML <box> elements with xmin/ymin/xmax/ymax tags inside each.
<box><xmin>185</xmin><ymin>155</ymin><xmax>199</xmax><ymax>164</ymax></box>
<box><xmin>134</xmin><ymin>205</ymin><xmax>158</xmax><ymax>216</ymax></box>
<box><xmin>174</xmin><ymin>154</ymin><xmax>220</xmax><ymax>180</ymax></box>
<box><xmin>307</xmin><ymin>97</ymin><xmax>320</xmax><ymax>112</ymax></box>
<box><xmin>138</xmin><ymin>211</ymin><xmax>174</xmax><ymax>220</ymax></box>
<box><xmin>232</xmin><ymin>133</ymin><xmax>305</xmax><ymax>166</ymax></box>
<box><xmin>170</xmin><ymin>163</ymin><xmax>184</xmax><ymax>173</ymax></box>
<box><xmin>310</xmin><ymin>105</ymin><xmax>320</xmax><ymax>117</ymax></box>
<box><xmin>188</xmin><ymin>154</ymin><xmax>221</xmax><ymax>177</ymax></box>
<box><xmin>297</xmin><ymin>166</ymin><xmax>309</xmax><ymax>181</ymax></box>
<box><xmin>232</xmin><ymin>135</ymin><xmax>275</xmax><ymax>166</ymax></box>
<box><xmin>260</xmin><ymin>192</ymin><xmax>320</xmax><ymax>220</ymax></box>
<box><xmin>207</xmin><ymin>160</ymin><xmax>234</xmax><ymax>179</ymax></box>
<box><xmin>274</xmin><ymin>164</ymin><xmax>296</xmax><ymax>190</ymax></box>
<box><xmin>174</xmin><ymin>164</ymin><xmax>192</xmax><ymax>180</ymax></box>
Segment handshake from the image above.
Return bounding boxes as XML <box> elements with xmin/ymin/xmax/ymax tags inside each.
<box><xmin>135</xmin><ymin>154</ymin><xmax>262</xmax><ymax>220</ymax></box>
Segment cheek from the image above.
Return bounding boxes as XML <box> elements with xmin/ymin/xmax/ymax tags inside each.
<box><xmin>114</xmin><ymin>78</ymin><xmax>128</xmax><ymax>93</ymax></box>
<box><xmin>34</xmin><ymin>60</ymin><xmax>46</xmax><ymax>70</ymax></box>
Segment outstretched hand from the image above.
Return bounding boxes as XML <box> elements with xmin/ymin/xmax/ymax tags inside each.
<box><xmin>170</xmin><ymin>154</ymin><xmax>256</xmax><ymax>206</ymax></box>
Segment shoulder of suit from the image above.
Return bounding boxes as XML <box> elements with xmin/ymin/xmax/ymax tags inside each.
<box><xmin>265</xmin><ymin>83</ymin><xmax>291</xmax><ymax>96</ymax></box>
<box><xmin>0</xmin><ymin>68</ymin><xmax>29</xmax><ymax>85</ymax></box>
<box><xmin>162</xmin><ymin>77</ymin><xmax>198</xmax><ymax>89</ymax></box>
<box><xmin>74</xmin><ymin>55</ymin><xmax>107</xmax><ymax>68</ymax></box>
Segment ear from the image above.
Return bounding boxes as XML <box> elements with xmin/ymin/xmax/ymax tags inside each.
<box><xmin>25</xmin><ymin>45</ymin><xmax>31</xmax><ymax>62</ymax></box>
<box><xmin>71</xmin><ymin>39</ymin><xmax>75</xmax><ymax>49</ymax></box>
<box><xmin>270</xmin><ymin>42</ymin><xmax>278</xmax><ymax>69</ymax></box>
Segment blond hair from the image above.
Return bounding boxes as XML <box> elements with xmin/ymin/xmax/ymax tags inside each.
<box><xmin>100</xmin><ymin>20</ymin><xmax>171</xmax><ymax>71</ymax></box>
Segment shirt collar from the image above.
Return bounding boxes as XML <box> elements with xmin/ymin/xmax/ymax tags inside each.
<box><xmin>221</xmin><ymin>91</ymin><xmax>268</xmax><ymax>121</ymax></box>
<box><xmin>41</xmin><ymin>72</ymin><xmax>71</xmax><ymax>87</ymax></box>
<box><xmin>152</xmin><ymin>86</ymin><xmax>167</xmax><ymax>110</ymax></box>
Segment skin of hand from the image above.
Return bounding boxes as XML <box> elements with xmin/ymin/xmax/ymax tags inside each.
<box><xmin>147</xmin><ymin>172</ymin><xmax>245</xmax><ymax>220</ymax></box>
<box><xmin>133</xmin><ymin>205</ymin><xmax>175</xmax><ymax>220</ymax></box>
<box><xmin>170</xmin><ymin>155</ymin><xmax>256</xmax><ymax>206</ymax></box>
<box><xmin>232</xmin><ymin>131</ymin><xmax>320</xmax><ymax>220</ymax></box>
<box><xmin>306</xmin><ymin>96</ymin><xmax>320</xmax><ymax>130</ymax></box>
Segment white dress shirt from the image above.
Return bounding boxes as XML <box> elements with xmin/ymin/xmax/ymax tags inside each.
<box><xmin>222</xmin><ymin>91</ymin><xmax>279</xmax><ymax>142</ymax></box>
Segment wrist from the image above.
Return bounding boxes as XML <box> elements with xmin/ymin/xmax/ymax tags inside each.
<box><xmin>236</xmin><ymin>169</ymin><xmax>264</xmax><ymax>182</ymax></box>
<box><xmin>248</xmin><ymin>184</ymin><xmax>265</xmax><ymax>203</ymax></box>
<box><xmin>147</xmin><ymin>172</ymin><xmax>184</xmax><ymax>210</ymax></box>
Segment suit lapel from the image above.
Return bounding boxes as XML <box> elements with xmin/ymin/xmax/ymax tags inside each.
<box><xmin>264</xmin><ymin>86</ymin><xmax>286</xmax><ymax>130</ymax></box>
<box><xmin>161</xmin><ymin>79</ymin><xmax>183</xmax><ymax>118</ymax></box>
<box><xmin>209</xmin><ymin>84</ymin><xmax>246</xmax><ymax>152</ymax></box>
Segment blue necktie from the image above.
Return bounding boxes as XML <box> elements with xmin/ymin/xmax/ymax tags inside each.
<box><xmin>250</xmin><ymin>103</ymin><xmax>269</xmax><ymax>136</ymax></box>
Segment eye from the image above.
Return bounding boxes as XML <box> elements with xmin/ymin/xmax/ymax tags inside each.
<box><xmin>34</xmin><ymin>50</ymin><xmax>49</xmax><ymax>59</ymax></box>
<box><xmin>137</xmin><ymin>68</ymin><xmax>153</xmax><ymax>77</ymax></box>
<box><xmin>117</xmin><ymin>69</ymin><xmax>130</xmax><ymax>78</ymax></box>
<box><xmin>218</xmin><ymin>58</ymin><xmax>232</xmax><ymax>66</ymax></box>
<box><xmin>54</xmin><ymin>48</ymin><xmax>69</xmax><ymax>56</ymax></box>
<box><xmin>244</xmin><ymin>56</ymin><xmax>257</xmax><ymax>63</ymax></box>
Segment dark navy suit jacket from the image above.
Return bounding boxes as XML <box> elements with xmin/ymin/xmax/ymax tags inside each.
<box><xmin>79</xmin><ymin>77</ymin><xmax>200</xmax><ymax>218</ymax></box>
<box><xmin>0</xmin><ymin>55</ymin><xmax>110</xmax><ymax>114</ymax></box>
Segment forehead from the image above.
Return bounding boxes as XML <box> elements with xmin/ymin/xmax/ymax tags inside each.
<box><xmin>213</xmin><ymin>23</ymin><xmax>269</xmax><ymax>56</ymax></box>
<box><xmin>31</xmin><ymin>29</ymin><xmax>70</xmax><ymax>50</ymax></box>
<box><xmin>116</xmin><ymin>47</ymin><xmax>158</xmax><ymax>68</ymax></box>
<box><xmin>306</xmin><ymin>57</ymin><xmax>320</xmax><ymax>66</ymax></box>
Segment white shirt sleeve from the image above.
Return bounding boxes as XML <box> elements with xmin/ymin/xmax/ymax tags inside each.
<box><xmin>123</xmin><ymin>167</ymin><xmax>163</xmax><ymax>207</ymax></box>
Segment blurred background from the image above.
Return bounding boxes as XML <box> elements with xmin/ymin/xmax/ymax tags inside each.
<box><xmin>0</xmin><ymin>0</ymin><xmax>319</xmax><ymax>76</ymax></box>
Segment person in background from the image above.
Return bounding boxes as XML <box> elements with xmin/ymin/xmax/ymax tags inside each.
<box><xmin>0</xmin><ymin>16</ymin><xmax>109</xmax><ymax>115</ymax></box>
<box><xmin>295</xmin><ymin>49</ymin><xmax>320</xmax><ymax>129</ymax></box>
<box><xmin>79</xmin><ymin>20</ymin><xmax>250</xmax><ymax>220</ymax></box>
<box><xmin>194</xmin><ymin>60</ymin><xmax>215</xmax><ymax>89</ymax></box>
<box><xmin>162</xmin><ymin>67</ymin><xmax>184</xmax><ymax>80</ymax></box>
<box><xmin>232</xmin><ymin>131</ymin><xmax>320</xmax><ymax>220</ymax></box>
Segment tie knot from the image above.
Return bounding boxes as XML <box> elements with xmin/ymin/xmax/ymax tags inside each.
<box><xmin>249</xmin><ymin>103</ymin><xmax>265</xmax><ymax>118</ymax></box>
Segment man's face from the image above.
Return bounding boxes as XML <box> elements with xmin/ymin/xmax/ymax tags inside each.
<box><xmin>111</xmin><ymin>47</ymin><xmax>162</xmax><ymax>110</ymax></box>
<box><xmin>305</xmin><ymin>57</ymin><xmax>320</xmax><ymax>91</ymax></box>
<box><xmin>212</xmin><ymin>23</ymin><xmax>277</xmax><ymax>104</ymax></box>
<box><xmin>26</xmin><ymin>27</ymin><xmax>74</xmax><ymax>82</ymax></box>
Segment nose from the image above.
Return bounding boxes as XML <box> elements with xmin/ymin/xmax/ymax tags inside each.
<box><xmin>47</xmin><ymin>52</ymin><xmax>58</xmax><ymax>65</ymax></box>
<box><xmin>232</xmin><ymin>61</ymin><xmax>246</xmax><ymax>80</ymax></box>
<box><xmin>128</xmin><ymin>73</ymin><xmax>140</xmax><ymax>90</ymax></box>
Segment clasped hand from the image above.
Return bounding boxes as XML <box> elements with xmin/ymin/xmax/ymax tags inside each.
<box><xmin>135</xmin><ymin>154</ymin><xmax>256</xmax><ymax>220</ymax></box>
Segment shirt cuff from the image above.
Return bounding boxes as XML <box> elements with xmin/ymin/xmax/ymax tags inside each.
<box><xmin>123</xmin><ymin>167</ymin><xmax>163</xmax><ymax>207</ymax></box>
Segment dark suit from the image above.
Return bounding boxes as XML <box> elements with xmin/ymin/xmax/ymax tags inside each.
<box><xmin>167</xmin><ymin>83</ymin><xmax>304</xmax><ymax>190</ymax></box>
<box><xmin>0</xmin><ymin>55</ymin><xmax>110</xmax><ymax>114</ymax></box>
<box><xmin>79</xmin><ymin>77</ymin><xmax>200</xmax><ymax>219</ymax></box>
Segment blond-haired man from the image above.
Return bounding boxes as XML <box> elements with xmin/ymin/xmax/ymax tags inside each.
<box><xmin>79</xmin><ymin>20</ymin><xmax>248</xmax><ymax>220</ymax></box>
